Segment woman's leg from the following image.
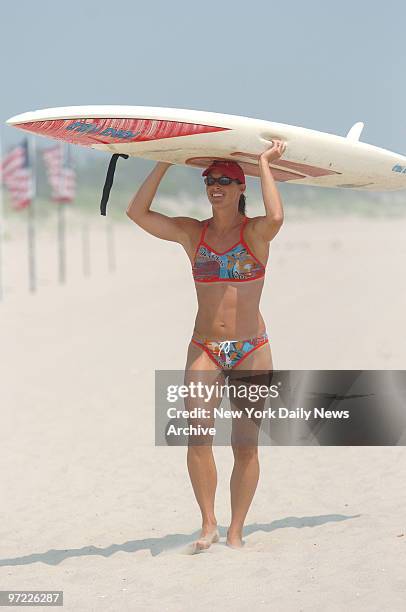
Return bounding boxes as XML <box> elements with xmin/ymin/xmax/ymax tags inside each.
<box><xmin>227</xmin><ymin>342</ymin><xmax>273</xmax><ymax>547</ymax></box>
<box><xmin>184</xmin><ymin>341</ymin><xmax>225</xmax><ymax>550</ymax></box>
<box><xmin>228</xmin><ymin>445</ymin><xmax>260</xmax><ymax>547</ymax></box>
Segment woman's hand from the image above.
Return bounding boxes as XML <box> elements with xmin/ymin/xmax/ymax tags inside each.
<box><xmin>259</xmin><ymin>140</ymin><xmax>286</xmax><ymax>164</ymax></box>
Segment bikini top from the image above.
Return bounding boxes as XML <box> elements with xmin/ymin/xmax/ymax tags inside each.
<box><xmin>192</xmin><ymin>216</ymin><xmax>266</xmax><ymax>283</ymax></box>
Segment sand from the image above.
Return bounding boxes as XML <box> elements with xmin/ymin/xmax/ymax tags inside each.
<box><xmin>1</xmin><ymin>210</ymin><xmax>406</xmax><ymax>611</ymax></box>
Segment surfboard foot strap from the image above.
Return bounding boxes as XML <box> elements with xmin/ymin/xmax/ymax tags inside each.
<box><xmin>100</xmin><ymin>153</ymin><xmax>129</xmax><ymax>215</ymax></box>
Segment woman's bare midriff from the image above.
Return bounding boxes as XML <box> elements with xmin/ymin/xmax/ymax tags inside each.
<box><xmin>193</xmin><ymin>277</ymin><xmax>266</xmax><ymax>340</ymax></box>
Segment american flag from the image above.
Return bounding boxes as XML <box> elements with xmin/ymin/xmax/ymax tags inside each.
<box><xmin>0</xmin><ymin>139</ymin><xmax>34</xmax><ymax>210</ymax></box>
<box><xmin>43</xmin><ymin>143</ymin><xmax>76</xmax><ymax>203</ymax></box>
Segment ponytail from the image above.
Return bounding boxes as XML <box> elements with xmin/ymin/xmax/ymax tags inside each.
<box><xmin>238</xmin><ymin>193</ymin><xmax>246</xmax><ymax>215</ymax></box>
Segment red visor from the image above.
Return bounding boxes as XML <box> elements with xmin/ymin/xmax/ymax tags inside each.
<box><xmin>202</xmin><ymin>160</ymin><xmax>245</xmax><ymax>185</ymax></box>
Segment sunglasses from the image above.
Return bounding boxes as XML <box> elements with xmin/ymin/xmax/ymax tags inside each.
<box><xmin>204</xmin><ymin>175</ymin><xmax>241</xmax><ymax>186</ymax></box>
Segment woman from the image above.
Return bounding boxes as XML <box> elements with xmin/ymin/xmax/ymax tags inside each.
<box><xmin>126</xmin><ymin>140</ymin><xmax>286</xmax><ymax>551</ymax></box>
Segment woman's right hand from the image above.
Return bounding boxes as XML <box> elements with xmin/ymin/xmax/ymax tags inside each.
<box><xmin>259</xmin><ymin>140</ymin><xmax>286</xmax><ymax>164</ymax></box>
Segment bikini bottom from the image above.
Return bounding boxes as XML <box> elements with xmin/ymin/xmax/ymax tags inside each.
<box><xmin>191</xmin><ymin>331</ymin><xmax>269</xmax><ymax>369</ymax></box>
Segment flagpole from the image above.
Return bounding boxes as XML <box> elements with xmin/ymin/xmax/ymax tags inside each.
<box><xmin>57</xmin><ymin>142</ymin><xmax>66</xmax><ymax>284</ymax></box>
<box><xmin>106</xmin><ymin>220</ymin><xmax>116</xmax><ymax>273</ymax></box>
<box><xmin>28</xmin><ymin>136</ymin><xmax>36</xmax><ymax>293</ymax></box>
<box><xmin>0</xmin><ymin>135</ymin><xmax>4</xmax><ymax>301</ymax></box>
<box><xmin>82</xmin><ymin>221</ymin><xmax>90</xmax><ymax>277</ymax></box>
<box><xmin>58</xmin><ymin>202</ymin><xmax>66</xmax><ymax>283</ymax></box>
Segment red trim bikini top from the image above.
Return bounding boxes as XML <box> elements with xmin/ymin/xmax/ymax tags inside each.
<box><xmin>192</xmin><ymin>217</ymin><xmax>266</xmax><ymax>283</ymax></box>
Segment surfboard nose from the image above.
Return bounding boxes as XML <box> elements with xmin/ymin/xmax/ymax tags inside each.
<box><xmin>6</xmin><ymin>111</ymin><xmax>30</xmax><ymax>125</ymax></box>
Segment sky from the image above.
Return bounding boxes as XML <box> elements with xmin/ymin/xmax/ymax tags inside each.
<box><xmin>1</xmin><ymin>0</ymin><xmax>405</xmax><ymax>154</ymax></box>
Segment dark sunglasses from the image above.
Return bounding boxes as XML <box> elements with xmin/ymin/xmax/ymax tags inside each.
<box><xmin>204</xmin><ymin>175</ymin><xmax>241</xmax><ymax>186</ymax></box>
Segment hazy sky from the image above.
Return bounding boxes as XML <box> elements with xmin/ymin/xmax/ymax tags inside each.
<box><xmin>1</xmin><ymin>0</ymin><xmax>405</xmax><ymax>154</ymax></box>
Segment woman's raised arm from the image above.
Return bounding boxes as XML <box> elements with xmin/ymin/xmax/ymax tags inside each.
<box><xmin>252</xmin><ymin>140</ymin><xmax>286</xmax><ymax>242</ymax></box>
<box><xmin>126</xmin><ymin>161</ymin><xmax>193</xmax><ymax>243</ymax></box>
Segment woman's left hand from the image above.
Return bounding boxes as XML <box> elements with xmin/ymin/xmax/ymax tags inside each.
<box><xmin>259</xmin><ymin>140</ymin><xmax>287</xmax><ymax>163</ymax></box>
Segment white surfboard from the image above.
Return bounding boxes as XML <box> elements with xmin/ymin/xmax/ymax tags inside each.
<box><xmin>6</xmin><ymin>105</ymin><xmax>406</xmax><ymax>191</ymax></box>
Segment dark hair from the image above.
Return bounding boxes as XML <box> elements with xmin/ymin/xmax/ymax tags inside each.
<box><xmin>238</xmin><ymin>193</ymin><xmax>246</xmax><ymax>215</ymax></box>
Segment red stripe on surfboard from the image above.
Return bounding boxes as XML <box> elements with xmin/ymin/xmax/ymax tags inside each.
<box><xmin>186</xmin><ymin>157</ymin><xmax>306</xmax><ymax>181</ymax></box>
<box><xmin>13</xmin><ymin>118</ymin><xmax>229</xmax><ymax>146</ymax></box>
<box><xmin>230</xmin><ymin>151</ymin><xmax>341</xmax><ymax>177</ymax></box>
<box><xmin>186</xmin><ymin>155</ymin><xmax>341</xmax><ymax>181</ymax></box>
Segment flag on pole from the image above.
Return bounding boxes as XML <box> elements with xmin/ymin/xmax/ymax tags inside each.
<box><xmin>0</xmin><ymin>139</ymin><xmax>33</xmax><ymax>210</ymax></box>
<box><xmin>43</xmin><ymin>143</ymin><xmax>76</xmax><ymax>202</ymax></box>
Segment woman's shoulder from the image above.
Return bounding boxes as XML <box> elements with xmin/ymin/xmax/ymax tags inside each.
<box><xmin>172</xmin><ymin>217</ymin><xmax>209</xmax><ymax>248</ymax></box>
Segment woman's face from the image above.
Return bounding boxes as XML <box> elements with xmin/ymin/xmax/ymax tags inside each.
<box><xmin>205</xmin><ymin>172</ymin><xmax>245</xmax><ymax>208</ymax></box>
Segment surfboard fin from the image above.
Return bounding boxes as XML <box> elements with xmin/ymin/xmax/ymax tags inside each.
<box><xmin>100</xmin><ymin>154</ymin><xmax>129</xmax><ymax>215</ymax></box>
<box><xmin>346</xmin><ymin>122</ymin><xmax>364</xmax><ymax>142</ymax></box>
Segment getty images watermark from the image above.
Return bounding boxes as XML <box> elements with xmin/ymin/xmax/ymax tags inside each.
<box><xmin>166</xmin><ymin>381</ymin><xmax>349</xmax><ymax>429</ymax></box>
<box><xmin>155</xmin><ymin>370</ymin><xmax>406</xmax><ymax>446</ymax></box>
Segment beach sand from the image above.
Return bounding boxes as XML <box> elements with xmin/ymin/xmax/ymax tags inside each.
<box><xmin>1</xmin><ymin>211</ymin><xmax>406</xmax><ymax>611</ymax></box>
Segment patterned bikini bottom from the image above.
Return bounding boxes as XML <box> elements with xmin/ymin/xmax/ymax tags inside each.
<box><xmin>191</xmin><ymin>332</ymin><xmax>269</xmax><ymax>369</ymax></box>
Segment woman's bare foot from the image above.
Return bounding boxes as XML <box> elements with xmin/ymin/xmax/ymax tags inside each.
<box><xmin>191</xmin><ymin>524</ymin><xmax>219</xmax><ymax>553</ymax></box>
<box><xmin>226</xmin><ymin>529</ymin><xmax>244</xmax><ymax>549</ymax></box>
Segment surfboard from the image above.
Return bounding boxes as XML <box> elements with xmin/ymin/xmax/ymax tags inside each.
<box><xmin>6</xmin><ymin>105</ymin><xmax>406</xmax><ymax>191</ymax></box>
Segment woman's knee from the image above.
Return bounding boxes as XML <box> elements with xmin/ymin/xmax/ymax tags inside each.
<box><xmin>187</xmin><ymin>444</ymin><xmax>214</xmax><ymax>459</ymax></box>
<box><xmin>231</xmin><ymin>445</ymin><xmax>258</xmax><ymax>463</ymax></box>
